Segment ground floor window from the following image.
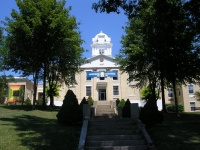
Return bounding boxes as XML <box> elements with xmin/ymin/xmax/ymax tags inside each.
<box><xmin>168</xmin><ymin>88</ymin><xmax>173</xmax><ymax>100</ymax></box>
<box><xmin>113</xmin><ymin>86</ymin><xmax>119</xmax><ymax>95</ymax></box>
<box><xmin>190</xmin><ymin>102</ymin><xmax>195</xmax><ymax>112</ymax></box>
<box><xmin>86</xmin><ymin>86</ymin><xmax>91</xmax><ymax>96</ymax></box>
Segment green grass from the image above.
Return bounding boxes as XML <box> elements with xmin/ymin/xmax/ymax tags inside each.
<box><xmin>0</xmin><ymin>104</ymin><xmax>82</xmax><ymax>150</ymax></box>
<box><xmin>1</xmin><ymin>104</ymin><xmax>200</xmax><ymax>150</ymax></box>
<box><xmin>147</xmin><ymin>112</ymin><xmax>200</xmax><ymax>150</ymax></box>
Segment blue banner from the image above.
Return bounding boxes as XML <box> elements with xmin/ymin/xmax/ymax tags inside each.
<box><xmin>87</xmin><ymin>71</ymin><xmax>117</xmax><ymax>78</ymax></box>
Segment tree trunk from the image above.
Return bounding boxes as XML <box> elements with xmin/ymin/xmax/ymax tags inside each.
<box><xmin>33</xmin><ymin>72</ymin><xmax>38</xmax><ymax>110</ymax></box>
<box><xmin>161</xmin><ymin>75</ymin><xmax>167</xmax><ymax>113</ymax></box>
<box><xmin>50</xmin><ymin>95</ymin><xmax>54</xmax><ymax>107</ymax></box>
<box><xmin>43</xmin><ymin>64</ymin><xmax>46</xmax><ymax>109</ymax></box>
<box><xmin>172</xmin><ymin>79</ymin><xmax>179</xmax><ymax>116</ymax></box>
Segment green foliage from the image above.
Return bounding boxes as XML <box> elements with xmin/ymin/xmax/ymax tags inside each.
<box><xmin>195</xmin><ymin>91</ymin><xmax>200</xmax><ymax>101</ymax></box>
<box><xmin>166</xmin><ymin>104</ymin><xmax>184</xmax><ymax>113</ymax></box>
<box><xmin>140</xmin><ymin>87</ymin><xmax>153</xmax><ymax>101</ymax></box>
<box><xmin>118</xmin><ymin>99</ymin><xmax>126</xmax><ymax>108</ymax></box>
<box><xmin>46</xmin><ymin>83</ymin><xmax>60</xmax><ymax>98</ymax></box>
<box><xmin>87</xmin><ymin>96</ymin><xmax>94</xmax><ymax>106</ymax></box>
<box><xmin>122</xmin><ymin>99</ymin><xmax>131</xmax><ymax>118</ymax></box>
<box><xmin>36</xmin><ymin>99</ymin><xmax>43</xmax><ymax>106</ymax></box>
<box><xmin>24</xmin><ymin>97</ymin><xmax>31</xmax><ymax>105</ymax></box>
<box><xmin>0</xmin><ymin>75</ymin><xmax>8</xmax><ymax>101</ymax></box>
<box><xmin>4</xmin><ymin>0</ymin><xmax>84</xmax><ymax>107</ymax></box>
<box><xmin>56</xmin><ymin>90</ymin><xmax>82</xmax><ymax>125</ymax></box>
<box><xmin>116</xmin><ymin>98</ymin><xmax>120</xmax><ymax>107</ymax></box>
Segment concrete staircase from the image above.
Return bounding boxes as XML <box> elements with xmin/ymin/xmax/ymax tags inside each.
<box><xmin>95</xmin><ymin>105</ymin><xmax>116</xmax><ymax>118</ymax></box>
<box><xmin>85</xmin><ymin>118</ymin><xmax>148</xmax><ymax>150</ymax></box>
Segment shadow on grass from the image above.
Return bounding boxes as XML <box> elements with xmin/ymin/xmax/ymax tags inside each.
<box><xmin>146</xmin><ymin>113</ymin><xmax>200</xmax><ymax>150</ymax></box>
<box><xmin>1</xmin><ymin>104</ymin><xmax>61</xmax><ymax>112</ymax></box>
<box><xmin>0</xmin><ymin>114</ymin><xmax>82</xmax><ymax>150</ymax></box>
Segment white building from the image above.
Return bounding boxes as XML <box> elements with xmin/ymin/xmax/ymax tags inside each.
<box><xmin>55</xmin><ymin>31</ymin><xmax>154</xmax><ymax>108</ymax></box>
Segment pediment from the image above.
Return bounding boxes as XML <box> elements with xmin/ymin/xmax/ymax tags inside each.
<box><xmin>81</xmin><ymin>55</ymin><xmax>119</xmax><ymax>68</ymax></box>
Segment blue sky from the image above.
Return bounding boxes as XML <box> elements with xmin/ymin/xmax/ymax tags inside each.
<box><xmin>0</xmin><ymin>0</ymin><xmax>127</xmax><ymax>77</ymax></box>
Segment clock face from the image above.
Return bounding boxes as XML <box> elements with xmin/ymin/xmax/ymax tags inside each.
<box><xmin>100</xmin><ymin>58</ymin><xmax>104</xmax><ymax>62</ymax></box>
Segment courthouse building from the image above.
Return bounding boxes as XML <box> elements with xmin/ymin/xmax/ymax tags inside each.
<box><xmin>5</xmin><ymin>31</ymin><xmax>200</xmax><ymax>112</ymax></box>
<box><xmin>55</xmin><ymin>31</ymin><xmax>142</xmax><ymax>105</ymax></box>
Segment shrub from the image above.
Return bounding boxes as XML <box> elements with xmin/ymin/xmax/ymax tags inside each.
<box><xmin>87</xmin><ymin>96</ymin><xmax>94</xmax><ymax>106</ymax></box>
<box><xmin>116</xmin><ymin>99</ymin><xmax>120</xmax><ymax>107</ymax></box>
<box><xmin>36</xmin><ymin>99</ymin><xmax>43</xmax><ymax>105</ymax></box>
<box><xmin>122</xmin><ymin>99</ymin><xmax>131</xmax><ymax>118</ymax></box>
<box><xmin>80</xmin><ymin>97</ymin><xmax>88</xmax><ymax>113</ymax></box>
<box><xmin>140</xmin><ymin>97</ymin><xmax>164</xmax><ymax>125</ymax></box>
<box><xmin>24</xmin><ymin>97</ymin><xmax>31</xmax><ymax>105</ymax></box>
<box><xmin>56</xmin><ymin>90</ymin><xmax>82</xmax><ymax>125</ymax></box>
<box><xmin>166</xmin><ymin>104</ymin><xmax>184</xmax><ymax>113</ymax></box>
<box><xmin>118</xmin><ymin>99</ymin><xmax>126</xmax><ymax>108</ymax></box>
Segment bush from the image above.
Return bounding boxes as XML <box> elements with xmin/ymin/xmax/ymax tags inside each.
<box><xmin>166</xmin><ymin>104</ymin><xmax>184</xmax><ymax>113</ymax></box>
<box><xmin>87</xmin><ymin>96</ymin><xmax>94</xmax><ymax>106</ymax></box>
<box><xmin>122</xmin><ymin>99</ymin><xmax>131</xmax><ymax>118</ymax></box>
<box><xmin>140</xmin><ymin>97</ymin><xmax>164</xmax><ymax>125</ymax></box>
<box><xmin>24</xmin><ymin>97</ymin><xmax>31</xmax><ymax>105</ymax></box>
<box><xmin>56</xmin><ymin>90</ymin><xmax>82</xmax><ymax>125</ymax></box>
<box><xmin>116</xmin><ymin>99</ymin><xmax>120</xmax><ymax>107</ymax></box>
<box><xmin>118</xmin><ymin>99</ymin><xmax>126</xmax><ymax>108</ymax></box>
<box><xmin>36</xmin><ymin>99</ymin><xmax>43</xmax><ymax>105</ymax></box>
<box><xmin>80</xmin><ymin>97</ymin><xmax>88</xmax><ymax>113</ymax></box>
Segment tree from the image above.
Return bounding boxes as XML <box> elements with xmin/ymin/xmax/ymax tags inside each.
<box><xmin>93</xmin><ymin>0</ymin><xmax>200</xmax><ymax>116</ymax></box>
<box><xmin>4</xmin><ymin>0</ymin><xmax>84</xmax><ymax>108</ymax></box>
<box><xmin>56</xmin><ymin>90</ymin><xmax>82</xmax><ymax>125</ymax></box>
<box><xmin>195</xmin><ymin>91</ymin><xmax>200</xmax><ymax>101</ymax></box>
<box><xmin>46</xmin><ymin>82</ymin><xmax>60</xmax><ymax>106</ymax></box>
<box><xmin>140</xmin><ymin>86</ymin><xmax>158</xmax><ymax>102</ymax></box>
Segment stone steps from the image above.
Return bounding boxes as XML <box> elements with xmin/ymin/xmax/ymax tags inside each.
<box><xmin>96</xmin><ymin>105</ymin><xmax>116</xmax><ymax>117</ymax></box>
<box><xmin>85</xmin><ymin>145</ymin><xmax>148</xmax><ymax>150</ymax></box>
<box><xmin>85</xmin><ymin>118</ymin><xmax>148</xmax><ymax>150</ymax></box>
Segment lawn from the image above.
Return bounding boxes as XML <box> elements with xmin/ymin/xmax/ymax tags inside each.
<box><xmin>147</xmin><ymin>112</ymin><xmax>200</xmax><ymax>150</ymax></box>
<box><xmin>0</xmin><ymin>104</ymin><xmax>82</xmax><ymax>150</ymax></box>
<box><xmin>1</xmin><ymin>104</ymin><xmax>200</xmax><ymax>150</ymax></box>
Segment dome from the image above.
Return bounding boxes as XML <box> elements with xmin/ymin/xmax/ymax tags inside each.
<box><xmin>92</xmin><ymin>31</ymin><xmax>111</xmax><ymax>43</ymax></box>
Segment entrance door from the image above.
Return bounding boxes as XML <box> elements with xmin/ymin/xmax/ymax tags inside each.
<box><xmin>99</xmin><ymin>89</ymin><xmax>106</xmax><ymax>101</ymax></box>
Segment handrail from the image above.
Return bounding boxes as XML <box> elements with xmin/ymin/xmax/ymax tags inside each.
<box><xmin>136</xmin><ymin>119</ymin><xmax>156</xmax><ymax>149</ymax></box>
<box><xmin>78</xmin><ymin>120</ymin><xmax>88</xmax><ymax>150</ymax></box>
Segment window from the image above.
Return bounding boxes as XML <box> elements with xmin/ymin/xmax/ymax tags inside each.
<box><xmin>13</xmin><ymin>90</ymin><xmax>19</xmax><ymax>96</ymax></box>
<box><xmin>70</xmin><ymin>74</ymin><xmax>75</xmax><ymax>82</ymax></box>
<box><xmin>86</xmin><ymin>71</ymin><xmax>91</xmax><ymax>80</ymax></box>
<box><xmin>129</xmin><ymin>71</ymin><xmax>134</xmax><ymax>79</ymax></box>
<box><xmin>99</xmin><ymin>49</ymin><xmax>104</xmax><ymax>55</ymax></box>
<box><xmin>168</xmin><ymin>88</ymin><xmax>173</xmax><ymax>98</ymax></box>
<box><xmin>190</xmin><ymin>102</ymin><xmax>195</xmax><ymax>112</ymax></box>
<box><xmin>86</xmin><ymin>86</ymin><xmax>91</xmax><ymax>96</ymax></box>
<box><xmin>188</xmin><ymin>84</ymin><xmax>194</xmax><ymax>94</ymax></box>
<box><xmin>113</xmin><ymin>86</ymin><xmax>119</xmax><ymax>95</ymax></box>
<box><xmin>113</xmin><ymin>70</ymin><xmax>118</xmax><ymax>80</ymax></box>
<box><xmin>100</xmin><ymin>71</ymin><xmax>105</xmax><ymax>80</ymax></box>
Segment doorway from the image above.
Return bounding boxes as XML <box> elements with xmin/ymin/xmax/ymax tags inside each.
<box><xmin>99</xmin><ymin>89</ymin><xmax>106</xmax><ymax>101</ymax></box>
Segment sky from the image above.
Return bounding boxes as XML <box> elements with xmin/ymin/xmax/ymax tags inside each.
<box><xmin>0</xmin><ymin>0</ymin><xmax>128</xmax><ymax>77</ymax></box>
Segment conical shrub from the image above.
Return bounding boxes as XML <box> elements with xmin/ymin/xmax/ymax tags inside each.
<box><xmin>122</xmin><ymin>99</ymin><xmax>131</xmax><ymax>118</ymax></box>
<box><xmin>80</xmin><ymin>97</ymin><xmax>88</xmax><ymax>113</ymax></box>
<box><xmin>56</xmin><ymin>90</ymin><xmax>82</xmax><ymax>125</ymax></box>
